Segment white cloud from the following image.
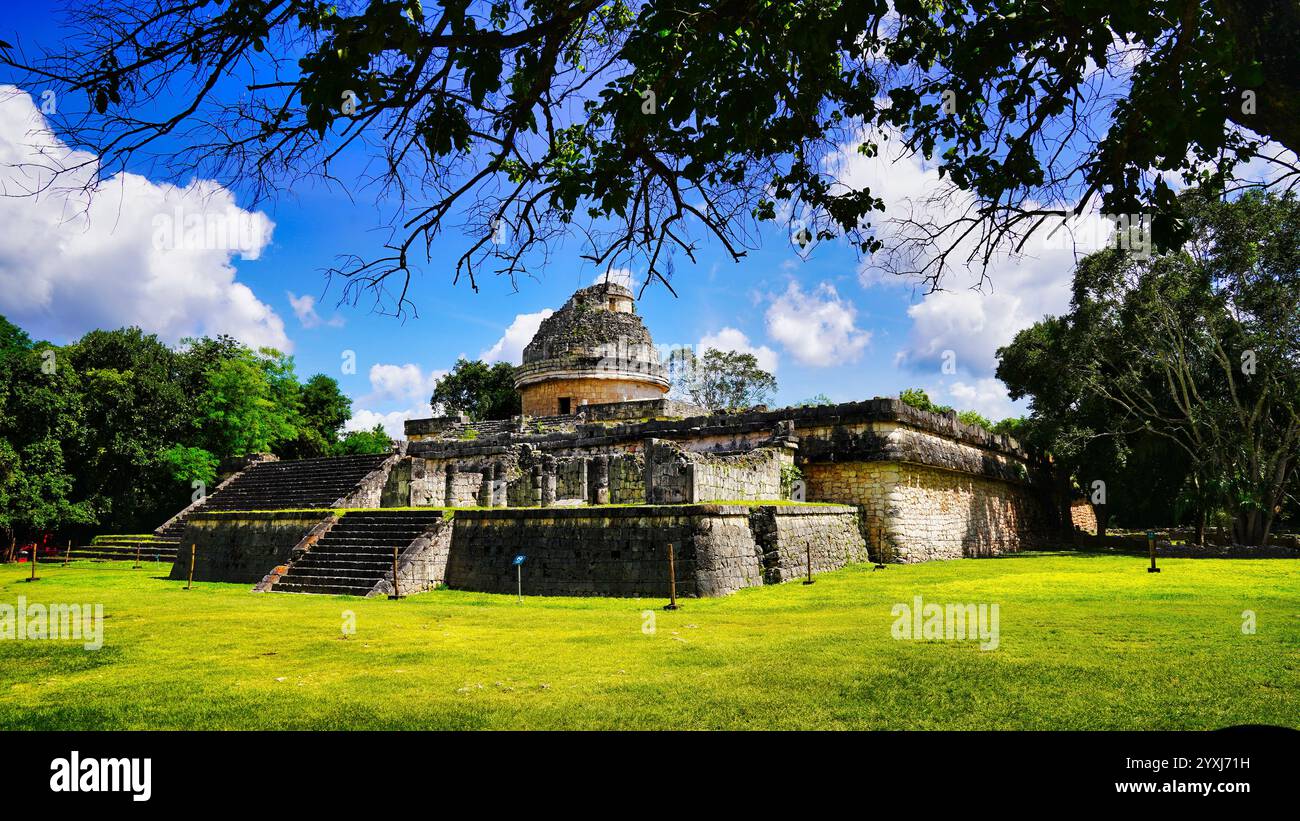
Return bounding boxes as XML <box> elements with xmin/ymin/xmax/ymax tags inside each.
<box><xmin>286</xmin><ymin>291</ymin><xmax>344</xmax><ymax>329</ymax></box>
<box><xmin>765</xmin><ymin>281</ymin><xmax>871</xmax><ymax>367</ymax></box>
<box><xmin>825</xmin><ymin>127</ymin><xmax>1083</xmax><ymax>377</ymax></box>
<box><xmin>346</xmin><ymin>361</ymin><xmax>449</xmax><ymax>439</ymax></box>
<box><xmin>943</xmin><ymin>378</ymin><xmax>1021</xmax><ymax>422</ymax></box>
<box><xmin>698</xmin><ymin>327</ymin><xmax>778</xmax><ymax>373</ymax></box>
<box><xmin>0</xmin><ymin>86</ymin><xmax>289</xmax><ymax>350</ymax></box>
<box><xmin>363</xmin><ymin>363</ymin><xmax>443</xmax><ymax>405</ymax></box>
<box><xmin>480</xmin><ymin>308</ymin><xmax>553</xmax><ymax>364</ymax></box>
<box><xmin>592</xmin><ymin>267</ymin><xmax>639</xmax><ymax>290</ymax></box>
<box><xmin>344</xmin><ymin>407</ymin><xmax>432</xmax><ymax>441</ymax></box>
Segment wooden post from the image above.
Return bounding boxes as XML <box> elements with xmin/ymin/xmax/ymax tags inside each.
<box><xmin>803</xmin><ymin>541</ymin><xmax>815</xmax><ymax>585</ymax></box>
<box><xmin>185</xmin><ymin>543</ymin><xmax>196</xmax><ymax>589</ymax></box>
<box><xmin>388</xmin><ymin>545</ymin><xmax>404</xmax><ymax>599</ymax></box>
<box><xmin>663</xmin><ymin>542</ymin><xmax>679</xmax><ymax>610</ymax></box>
<box><xmin>1147</xmin><ymin>530</ymin><xmax>1161</xmax><ymax>573</ymax></box>
<box><xmin>133</xmin><ymin>540</ymin><xmax>142</xmax><ymax>569</ymax></box>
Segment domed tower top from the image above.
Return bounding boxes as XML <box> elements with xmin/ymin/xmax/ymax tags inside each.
<box><xmin>515</xmin><ymin>282</ymin><xmax>670</xmax><ymax>416</ymax></box>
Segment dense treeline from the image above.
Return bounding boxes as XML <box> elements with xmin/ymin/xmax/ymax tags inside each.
<box><xmin>0</xmin><ymin>317</ymin><xmax>389</xmax><ymax>558</ymax></box>
<box><xmin>997</xmin><ymin>192</ymin><xmax>1300</xmax><ymax>543</ymax></box>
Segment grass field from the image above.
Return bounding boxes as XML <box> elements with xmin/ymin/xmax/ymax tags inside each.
<box><xmin>1</xmin><ymin>552</ymin><xmax>1296</xmax><ymax>730</ymax></box>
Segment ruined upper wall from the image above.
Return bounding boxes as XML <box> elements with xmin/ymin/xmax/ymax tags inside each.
<box><xmin>407</xmin><ymin>397</ymin><xmax>1046</xmax><ymax>486</ymax></box>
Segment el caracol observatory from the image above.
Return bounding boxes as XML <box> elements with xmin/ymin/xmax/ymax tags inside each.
<box><xmin>514</xmin><ymin>282</ymin><xmax>670</xmax><ymax>416</ymax></box>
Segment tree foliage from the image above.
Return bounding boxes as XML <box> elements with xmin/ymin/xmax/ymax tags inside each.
<box><xmin>0</xmin><ymin>317</ymin><xmax>374</xmax><ymax>550</ymax></box>
<box><xmin>998</xmin><ymin>191</ymin><xmax>1300</xmax><ymax>544</ymax></box>
<box><xmin>432</xmin><ymin>359</ymin><xmax>521</xmax><ymax>421</ymax></box>
<box><xmin>4</xmin><ymin>1</ymin><xmax>1298</xmax><ymax>307</ymax></box>
<box><xmin>672</xmin><ymin>347</ymin><xmax>776</xmax><ymax>411</ymax></box>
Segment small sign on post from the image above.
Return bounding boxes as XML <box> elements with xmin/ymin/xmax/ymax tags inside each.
<box><xmin>513</xmin><ymin>555</ymin><xmax>526</xmax><ymax>603</ymax></box>
<box><xmin>1146</xmin><ymin>530</ymin><xmax>1161</xmax><ymax>573</ymax></box>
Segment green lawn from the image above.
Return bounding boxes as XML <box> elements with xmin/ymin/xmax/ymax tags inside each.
<box><xmin>1</xmin><ymin>552</ymin><xmax>1296</xmax><ymax>730</ymax></box>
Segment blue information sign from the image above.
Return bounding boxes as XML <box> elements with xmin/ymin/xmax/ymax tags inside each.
<box><xmin>513</xmin><ymin>555</ymin><xmax>526</xmax><ymax>566</ymax></box>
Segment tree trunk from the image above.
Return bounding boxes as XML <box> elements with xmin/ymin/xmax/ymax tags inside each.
<box><xmin>1</xmin><ymin>531</ymin><xmax>14</xmax><ymax>564</ymax></box>
<box><xmin>1195</xmin><ymin>506</ymin><xmax>1207</xmax><ymax>547</ymax></box>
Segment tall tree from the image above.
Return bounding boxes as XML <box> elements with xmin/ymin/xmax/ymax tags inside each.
<box><xmin>672</xmin><ymin>348</ymin><xmax>776</xmax><ymax>411</ymax></box>
<box><xmin>66</xmin><ymin>327</ymin><xmax>193</xmax><ymax>532</ymax></box>
<box><xmin>432</xmin><ymin>359</ymin><xmax>521</xmax><ymax>421</ymax></box>
<box><xmin>4</xmin><ymin>2</ymin><xmax>1299</xmax><ymax>306</ymax></box>
<box><xmin>998</xmin><ymin>190</ymin><xmax>1300</xmax><ymax>545</ymax></box>
<box><xmin>198</xmin><ymin>348</ymin><xmax>302</xmax><ymax>458</ymax></box>
<box><xmin>0</xmin><ymin>342</ymin><xmax>94</xmax><ymax>560</ymax></box>
<box><xmin>284</xmin><ymin>373</ymin><xmax>353</xmax><ymax>458</ymax></box>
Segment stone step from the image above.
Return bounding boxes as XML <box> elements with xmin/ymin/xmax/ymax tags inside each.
<box><xmin>281</xmin><ymin>565</ymin><xmax>383</xmax><ymax>580</ymax></box>
<box><xmin>271</xmin><ymin>579</ymin><xmax>376</xmax><ymax>596</ymax></box>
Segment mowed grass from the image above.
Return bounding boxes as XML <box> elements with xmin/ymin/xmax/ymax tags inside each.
<box><xmin>0</xmin><ymin>552</ymin><xmax>1296</xmax><ymax>730</ymax></box>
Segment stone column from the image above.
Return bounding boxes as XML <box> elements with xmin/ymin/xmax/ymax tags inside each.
<box><xmin>541</xmin><ymin>455</ymin><xmax>557</xmax><ymax>507</ymax></box>
<box><xmin>478</xmin><ymin>466</ymin><xmax>493</xmax><ymax>508</ymax></box>
<box><xmin>592</xmin><ymin>455</ymin><xmax>610</xmax><ymax>505</ymax></box>
<box><xmin>643</xmin><ymin>438</ymin><xmax>657</xmax><ymax>505</ymax></box>
<box><xmin>445</xmin><ymin>463</ymin><xmax>458</xmax><ymax>507</ymax></box>
<box><xmin>531</xmin><ymin>463</ymin><xmax>543</xmax><ymax>507</ymax></box>
<box><xmin>492</xmin><ymin>461</ymin><xmax>508</xmax><ymax>508</ymax></box>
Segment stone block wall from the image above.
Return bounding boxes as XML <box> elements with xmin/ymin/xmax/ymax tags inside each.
<box><xmin>168</xmin><ymin>511</ymin><xmax>332</xmax><ymax>584</ymax></box>
<box><xmin>520</xmin><ymin>376</ymin><xmax>667</xmax><ymax>416</ymax></box>
<box><xmin>749</xmin><ymin>505</ymin><xmax>871</xmax><ymax>583</ymax></box>
<box><xmin>804</xmin><ymin>461</ymin><xmax>1048</xmax><ymax>562</ymax></box>
<box><xmin>443</xmin><ymin>504</ymin><xmax>864</xmax><ymax>597</ymax></box>
<box><xmin>1070</xmin><ymin>498</ymin><xmax>1098</xmax><ymax>535</ymax></box>
<box><xmin>369</xmin><ymin>518</ymin><xmax>455</xmax><ymax>597</ymax></box>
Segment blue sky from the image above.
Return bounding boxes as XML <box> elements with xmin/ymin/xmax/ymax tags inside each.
<box><xmin>0</xmin><ymin>3</ymin><xmax>1140</xmax><ymax>436</ymax></box>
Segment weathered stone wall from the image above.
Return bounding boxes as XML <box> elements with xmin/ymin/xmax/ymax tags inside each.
<box><xmin>336</xmin><ymin>453</ymin><xmax>399</xmax><ymax>508</ymax></box>
<box><xmin>1070</xmin><ymin>498</ymin><xmax>1098</xmax><ymax>535</ymax></box>
<box><xmin>369</xmin><ymin>518</ymin><xmax>455</xmax><ymax>597</ymax></box>
<box><xmin>520</xmin><ymin>375</ymin><xmax>668</xmax><ymax>416</ymax></box>
<box><xmin>804</xmin><ymin>461</ymin><xmax>1048</xmax><ymax>562</ymax></box>
<box><xmin>168</xmin><ymin>511</ymin><xmax>332</xmax><ymax>583</ymax></box>
<box><xmin>749</xmin><ymin>505</ymin><xmax>871</xmax><ymax>583</ymax></box>
<box><xmin>443</xmin><ymin>504</ymin><xmax>863</xmax><ymax>597</ymax></box>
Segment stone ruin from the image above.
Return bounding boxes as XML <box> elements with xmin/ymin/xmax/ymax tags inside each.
<box><xmin>150</xmin><ymin>284</ymin><xmax>1074</xmax><ymax>598</ymax></box>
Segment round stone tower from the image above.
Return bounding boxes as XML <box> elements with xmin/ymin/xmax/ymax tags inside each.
<box><xmin>515</xmin><ymin>282</ymin><xmax>670</xmax><ymax>416</ymax></box>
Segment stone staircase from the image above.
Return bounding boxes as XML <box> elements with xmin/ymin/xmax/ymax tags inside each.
<box><xmin>180</xmin><ymin>453</ymin><xmax>391</xmax><ymax>514</ymax></box>
<box><xmin>83</xmin><ymin>453</ymin><xmax>393</xmax><ymax>560</ymax></box>
<box><xmin>154</xmin><ymin>452</ymin><xmax>391</xmax><ymax>536</ymax></box>
<box><xmin>68</xmin><ymin>536</ymin><xmax>179</xmax><ymax>563</ymax></box>
<box><xmin>269</xmin><ymin>510</ymin><xmax>447</xmax><ymax>596</ymax></box>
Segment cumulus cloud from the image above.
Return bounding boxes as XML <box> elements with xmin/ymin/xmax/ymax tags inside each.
<box><xmin>0</xmin><ymin>86</ymin><xmax>289</xmax><ymax>349</ymax></box>
<box><xmin>822</xmin><ymin>127</ymin><xmax>1090</xmax><ymax>377</ymax></box>
<box><xmin>287</xmin><ymin>291</ymin><xmax>344</xmax><ymax>329</ymax></box>
<box><xmin>943</xmin><ymin>378</ymin><xmax>1021</xmax><ymax>422</ymax></box>
<box><xmin>698</xmin><ymin>327</ymin><xmax>778</xmax><ymax>373</ymax></box>
<box><xmin>765</xmin><ymin>281</ymin><xmax>871</xmax><ymax>367</ymax></box>
<box><xmin>592</xmin><ymin>267</ymin><xmax>639</xmax><ymax>290</ymax></box>
<box><xmin>363</xmin><ymin>363</ymin><xmax>443</xmax><ymax>405</ymax></box>
<box><xmin>480</xmin><ymin>308</ymin><xmax>554</xmax><ymax>364</ymax></box>
<box><xmin>345</xmin><ymin>362</ymin><xmax>448</xmax><ymax>439</ymax></box>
